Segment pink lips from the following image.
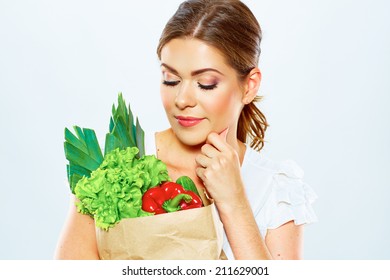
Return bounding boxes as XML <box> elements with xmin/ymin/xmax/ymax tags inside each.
<box><xmin>175</xmin><ymin>116</ymin><xmax>205</xmax><ymax>127</ymax></box>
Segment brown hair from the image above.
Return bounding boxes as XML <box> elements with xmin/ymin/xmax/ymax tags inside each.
<box><xmin>157</xmin><ymin>0</ymin><xmax>268</xmax><ymax>151</ymax></box>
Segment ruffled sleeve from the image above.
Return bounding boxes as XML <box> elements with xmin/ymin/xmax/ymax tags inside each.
<box><xmin>257</xmin><ymin>159</ymin><xmax>318</xmax><ymax>237</ymax></box>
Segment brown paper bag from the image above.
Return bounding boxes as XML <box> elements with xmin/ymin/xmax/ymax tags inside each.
<box><xmin>96</xmin><ymin>202</ymin><xmax>225</xmax><ymax>260</ymax></box>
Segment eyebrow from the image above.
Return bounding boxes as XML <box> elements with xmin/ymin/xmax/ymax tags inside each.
<box><xmin>161</xmin><ymin>63</ymin><xmax>224</xmax><ymax>76</ymax></box>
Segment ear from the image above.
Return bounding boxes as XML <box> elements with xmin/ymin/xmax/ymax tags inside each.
<box><xmin>242</xmin><ymin>68</ymin><xmax>261</xmax><ymax>104</ymax></box>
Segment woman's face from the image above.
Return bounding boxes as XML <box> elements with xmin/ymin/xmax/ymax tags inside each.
<box><xmin>160</xmin><ymin>38</ymin><xmax>245</xmax><ymax>146</ymax></box>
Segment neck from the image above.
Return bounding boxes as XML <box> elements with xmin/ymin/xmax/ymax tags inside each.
<box><xmin>156</xmin><ymin>128</ymin><xmax>246</xmax><ymax>170</ymax></box>
<box><xmin>159</xmin><ymin>128</ymin><xmax>202</xmax><ymax>164</ymax></box>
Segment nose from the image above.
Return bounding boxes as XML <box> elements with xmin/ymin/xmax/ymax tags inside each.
<box><xmin>175</xmin><ymin>81</ymin><xmax>197</xmax><ymax>110</ymax></box>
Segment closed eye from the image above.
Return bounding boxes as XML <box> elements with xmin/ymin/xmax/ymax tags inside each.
<box><xmin>162</xmin><ymin>80</ymin><xmax>180</xmax><ymax>87</ymax></box>
<box><xmin>198</xmin><ymin>82</ymin><xmax>218</xmax><ymax>90</ymax></box>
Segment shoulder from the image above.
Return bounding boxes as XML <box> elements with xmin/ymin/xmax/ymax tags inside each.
<box><xmin>242</xmin><ymin>147</ymin><xmax>307</xmax><ymax>195</ymax></box>
<box><xmin>144</xmin><ymin>129</ymin><xmax>175</xmax><ymax>156</ymax></box>
<box><xmin>242</xmin><ymin>147</ymin><xmax>318</xmax><ymax>236</ymax></box>
<box><xmin>242</xmin><ymin>147</ymin><xmax>305</xmax><ymax>178</ymax></box>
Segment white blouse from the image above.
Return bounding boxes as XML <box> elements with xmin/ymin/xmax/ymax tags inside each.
<box><xmin>144</xmin><ymin>132</ymin><xmax>318</xmax><ymax>260</ymax></box>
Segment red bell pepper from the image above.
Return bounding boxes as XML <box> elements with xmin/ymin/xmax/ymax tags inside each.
<box><xmin>142</xmin><ymin>182</ymin><xmax>202</xmax><ymax>214</ymax></box>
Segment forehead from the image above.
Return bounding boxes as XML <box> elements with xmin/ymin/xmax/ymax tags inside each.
<box><xmin>160</xmin><ymin>38</ymin><xmax>232</xmax><ymax>74</ymax></box>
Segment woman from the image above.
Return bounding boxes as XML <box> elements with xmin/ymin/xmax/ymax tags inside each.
<box><xmin>55</xmin><ymin>0</ymin><xmax>317</xmax><ymax>260</ymax></box>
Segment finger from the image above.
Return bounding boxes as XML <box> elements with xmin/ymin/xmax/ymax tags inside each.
<box><xmin>195</xmin><ymin>168</ymin><xmax>213</xmax><ymax>200</ymax></box>
<box><xmin>206</xmin><ymin>127</ymin><xmax>228</xmax><ymax>144</ymax></box>
<box><xmin>195</xmin><ymin>154</ymin><xmax>211</xmax><ymax>168</ymax></box>
<box><xmin>202</xmin><ymin>188</ymin><xmax>212</xmax><ymax>200</ymax></box>
<box><xmin>206</xmin><ymin>131</ymin><xmax>230</xmax><ymax>152</ymax></box>
<box><xmin>201</xmin><ymin>143</ymin><xmax>219</xmax><ymax>158</ymax></box>
<box><xmin>195</xmin><ymin>166</ymin><xmax>206</xmax><ymax>182</ymax></box>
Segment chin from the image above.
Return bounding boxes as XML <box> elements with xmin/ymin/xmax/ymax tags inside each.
<box><xmin>172</xmin><ymin>127</ymin><xmax>208</xmax><ymax>147</ymax></box>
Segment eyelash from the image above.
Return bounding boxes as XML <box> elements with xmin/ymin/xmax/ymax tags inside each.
<box><xmin>162</xmin><ymin>80</ymin><xmax>218</xmax><ymax>91</ymax></box>
<box><xmin>198</xmin><ymin>82</ymin><xmax>217</xmax><ymax>91</ymax></box>
<box><xmin>162</xmin><ymin>80</ymin><xmax>180</xmax><ymax>87</ymax></box>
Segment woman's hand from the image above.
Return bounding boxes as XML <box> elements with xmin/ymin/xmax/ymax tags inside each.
<box><xmin>195</xmin><ymin>129</ymin><xmax>272</xmax><ymax>259</ymax></box>
<box><xmin>195</xmin><ymin>129</ymin><xmax>247</xmax><ymax>212</ymax></box>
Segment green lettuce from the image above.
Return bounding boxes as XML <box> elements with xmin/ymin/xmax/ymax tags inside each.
<box><xmin>74</xmin><ymin>146</ymin><xmax>170</xmax><ymax>230</ymax></box>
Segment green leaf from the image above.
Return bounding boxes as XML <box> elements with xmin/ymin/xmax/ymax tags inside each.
<box><xmin>83</xmin><ymin>128</ymin><xmax>103</xmax><ymax>163</ymax></box>
<box><xmin>74</xmin><ymin>126</ymin><xmax>86</xmax><ymax>143</ymax></box>
<box><xmin>176</xmin><ymin>176</ymin><xmax>201</xmax><ymax>198</ymax></box>
<box><xmin>111</xmin><ymin>103</ymin><xmax>116</xmax><ymax>120</ymax></box>
<box><xmin>70</xmin><ymin>173</ymin><xmax>84</xmax><ymax>193</ymax></box>
<box><xmin>118</xmin><ymin>93</ymin><xmax>129</xmax><ymax>122</ymax></box>
<box><xmin>64</xmin><ymin>142</ymin><xmax>101</xmax><ymax>172</ymax></box>
<box><xmin>135</xmin><ymin>117</ymin><xmax>145</xmax><ymax>157</ymax></box>
<box><xmin>66</xmin><ymin>164</ymin><xmax>70</xmax><ymax>182</ymax></box>
<box><xmin>65</xmin><ymin>128</ymin><xmax>88</xmax><ymax>154</ymax></box>
<box><xmin>113</xmin><ymin>116</ymin><xmax>136</xmax><ymax>148</ymax></box>
<box><xmin>104</xmin><ymin>133</ymin><xmax>120</xmax><ymax>155</ymax></box>
<box><xmin>64</xmin><ymin>125</ymin><xmax>104</xmax><ymax>193</ymax></box>
<box><xmin>105</xmin><ymin>93</ymin><xmax>146</xmax><ymax>158</ymax></box>
<box><xmin>68</xmin><ymin>164</ymin><xmax>91</xmax><ymax>179</ymax></box>
<box><xmin>109</xmin><ymin>116</ymin><xmax>114</xmax><ymax>133</ymax></box>
<box><xmin>128</xmin><ymin>104</ymin><xmax>136</xmax><ymax>145</ymax></box>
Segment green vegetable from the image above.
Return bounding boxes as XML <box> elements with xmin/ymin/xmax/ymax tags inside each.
<box><xmin>64</xmin><ymin>127</ymin><xmax>104</xmax><ymax>193</ymax></box>
<box><xmin>64</xmin><ymin>93</ymin><xmax>145</xmax><ymax>194</ymax></box>
<box><xmin>75</xmin><ymin>147</ymin><xmax>170</xmax><ymax>230</ymax></box>
<box><xmin>104</xmin><ymin>93</ymin><xmax>145</xmax><ymax>158</ymax></box>
<box><xmin>176</xmin><ymin>176</ymin><xmax>201</xmax><ymax>197</ymax></box>
<box><xmin>64</xmin><ymin>93</ymin><xmax>172</xmax><ymax>230</ymax></box>
<box><xmin>137</xmin><ymin>155</ymin><xmax>171</xmax><ymax>194</ymax></box>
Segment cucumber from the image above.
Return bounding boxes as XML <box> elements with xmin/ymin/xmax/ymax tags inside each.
<box><xmin>176</xmin><ymin>176</ymin><xmax>201</xmax><ymax>197</ymax></box>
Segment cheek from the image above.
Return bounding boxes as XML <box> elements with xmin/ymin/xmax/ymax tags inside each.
<box><xmin>204</xmin><ymin>91</ymin><xmax>237</xmax><ymax>115</ymax></box>
<box><xmin>160</xmin><ymin>87</ymin><xmax>173</xmax><ymax>112</ymax></box>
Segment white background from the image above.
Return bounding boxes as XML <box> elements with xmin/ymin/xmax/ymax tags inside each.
<box><xmin>0</xmin><ymin>0</ymin><xmax>389</xmax><ymax>259</ymax></box>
